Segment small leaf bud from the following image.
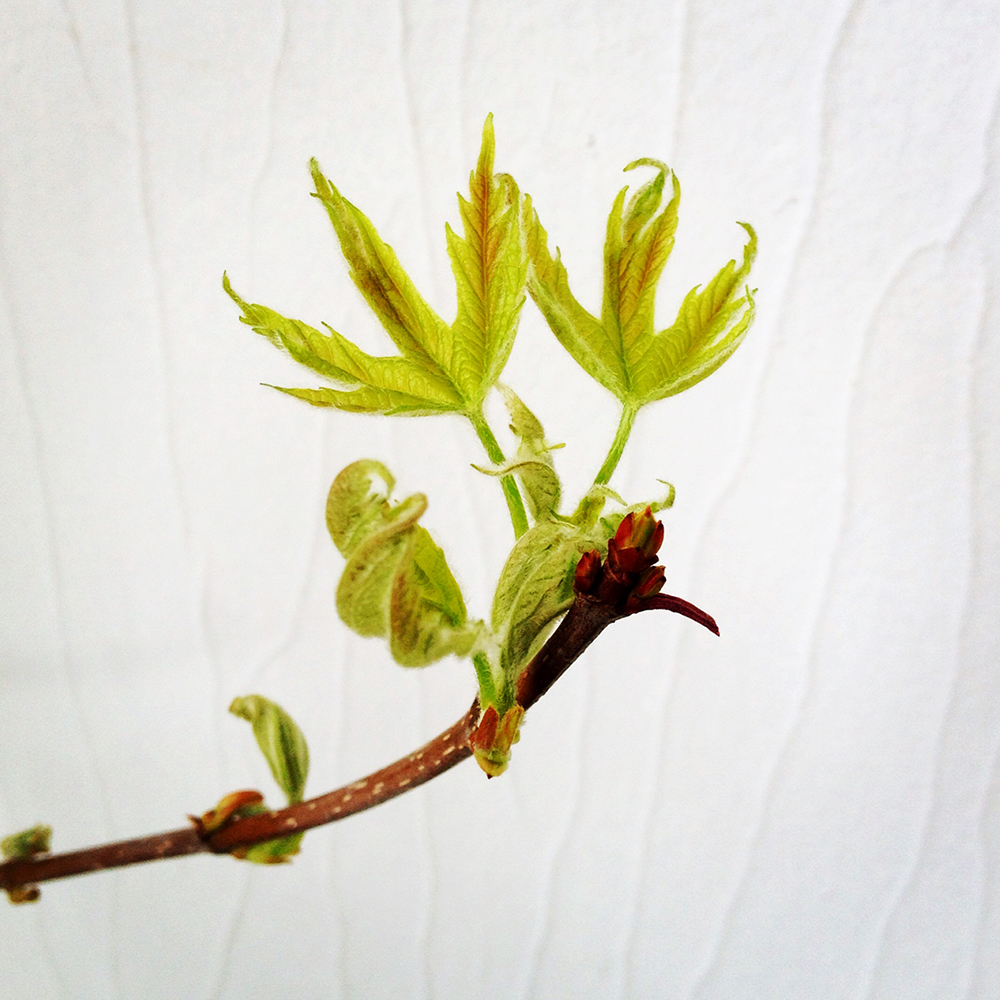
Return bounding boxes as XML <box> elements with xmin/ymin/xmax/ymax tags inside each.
<box><xmin>574</xmin><ymin>549</ymin><xmax>602</xmax><ymax>594</ymax></box>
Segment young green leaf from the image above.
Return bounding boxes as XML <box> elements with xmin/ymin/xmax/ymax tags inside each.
<box><xmin>226</xmin><ymin>116</ymin><xmax>527</xmax><ymax>419</ymax></box>
<box><xmin>490</xmin><ymin>520</ymin><xmax>601</xmax><ymax>697</ymax></box>
<box><xmin>526</xmin><ymin>159</ymin><xmax>756</xmax><ymax>411</ymax></box>
<box><xmin>229</xmin><ymin>695</ymin><xmax>310</xmax><ymax>804</ymax></box>
<box><xmin>445</xmin><ymin>114</ymin><xmax>529</xmax><ymax>405</ymax></box>
<box><xmin>227</xmin><ymin>116</ymin><xmax>532</xmax><ymax>535</ymax></box>
<box><xmin>327</xmin><ymin>460</ymin><xmax>481</xmax><ymax>667</ymax></box>
<box><xmin>224</xmin><ymin>277</ymin><xmax>463</xmax><ymax>416</ymax></box>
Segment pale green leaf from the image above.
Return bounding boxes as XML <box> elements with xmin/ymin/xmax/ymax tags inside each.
<box><xmin>228</xmin><ymin>123</ymin><xmax>531</xmax><ymax>430</ymax></box>
<box><xmin>336</xmin><ymin>494</ymin><xmax>426</xmax><ymax>637</ymax></box>
<box><xmin>389</xmin><ymin>529</ymin><xmax>480</xmax><ymax>666</ymax></box>
<box><xmin>608</xmin><ymin>161</ymin><xmax>680</xmax><ymax>360</ymax></box>
<box><xmin>310</xmin><ymin>161</ymin><xmax>454</xmax><ymax>375</ymax></box>
<box><xmin>327</xmin><ymin>460</ymin><xmax>480</xmax><ymax>666</ymax></box>
<box><xmin>325</xmin><ymin>459</ymin><xmax>395</xmax><ymax>556</ymax></box>
<box><xmin>525</xmin><ymin>201</ymin><xmax>627</xmax><ymax>396</ymax></box>
<box><xmin>225</xmin><ymin>276</ymin><xmax>463</xmax><ymax>415</ymax></box>
<box><xmin>445</xmin><ymin>114</ymin><xmax>528</xmax><ymax>404</ymax></box>
<box><xmin>528</xmin><ymin>160</ymin><xmax>755</xmax><ymax>412</ymax></box>
<box><xmin>630</xmin><ymin>223</ymin><xmax>757</xmax><ymax>403</ymax></box>
<box><xmin>490</xmin><ymin>520</ymin><xmax>598</xmax><ymax>686</ymax></box>
<box><xmin>229</xmin><ymin>695</ymin><xmax>310</xmax><ymax>804</ymax></box>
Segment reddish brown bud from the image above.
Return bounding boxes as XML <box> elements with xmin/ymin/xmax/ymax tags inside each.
<box><xmin>469</xmin><ymin>705</ymin><xmax>499</xmax><ymax>753</ymax></box>
<box><xmin>470</xmin><ymin>704</ymin><xmax>524</xmax><ymax>778</ymax></box>
<box><xmin>613</xmin><ymin>511</ymin><xmax>635</xmax><ymax>549</ymax></box>
<box><xmin>632</xmin><ymin>565</ymin><xmax>666</xmax><ymax>600</ymax></box>
<box><xmin>189</xmin><ymin>789</ymin><xmax>265</xmax><ymax>838</ymax></box>
<box><xmin>610</xmin><ymin>508</ymin><xmax>664</xmax><ymax>571</ymax></box>
<box><xmin>574</xmin><ymin>549</ymin><xmax>602</xmax><ymax>593</ymax></box>
<box><xmin>607</xmin><ymin>537</ymin><xmax>650</xmax><ymax>575</ymax></box>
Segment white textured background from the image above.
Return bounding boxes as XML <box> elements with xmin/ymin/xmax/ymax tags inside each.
<box><xmin>2</xmin><ymin>1</ymin><xmax>999</xmax><ymax>997</ymax></box>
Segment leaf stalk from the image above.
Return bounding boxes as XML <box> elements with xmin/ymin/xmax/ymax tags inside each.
<box><xmin>469</xmin><ymin>410</ymin><xmax>530</xmax><ymax>537</ymax></box>
<box><xmin>593</xmin><ymin>401</ymin><xmax>638</xmax><ymax>486</ymax></box>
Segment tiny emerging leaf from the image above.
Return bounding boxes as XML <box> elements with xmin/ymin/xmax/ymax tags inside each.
<box><xmin>229</xmin><ymin>695</ymin><xmax>310</xmax><ymax>804</ymax></box>
<box><xmin>2</xmin><ymin>824</ymin><xmax>52</xmax><ymax>904</ymax></box>
<box><xmin>472</xmin><ymin>386</ymin><xmax>563</xmax><ymax>522</ymax></box>
<box><xmin>1</xmin><ymin>825</ymin><xmax>51</xmax><ymax>861</ymax></box>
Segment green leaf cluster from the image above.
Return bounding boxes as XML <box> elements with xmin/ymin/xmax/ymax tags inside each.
<box><xmin>228</xmin><ymin>120</ymin><xmax>757</xmax><ymax>771</ymax></box>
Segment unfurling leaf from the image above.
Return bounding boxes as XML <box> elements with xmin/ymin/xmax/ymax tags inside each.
<box><xmin>526</xmin><ymin>159</ymin><xmax>756</xmax><ymax>409</ymax></box>
<box><xmin>229</xmin><ymin>696</ymin><xmax>310</xmax><ymax>804</ymax></box>
<box><xmin>226</xmin><ymin>115</ymin><xmax>527</xmax><ymax>421</ymax></box>
<box><xmin>189</xmin><ymin>789</ymin><xmax>302</xmax><ymax>866</ymax></box>
<box><xmin>472</xmin><ymin>386</ymin><xmax>563</xmax><ymax>522</ymax></box>
<box><xmin>205</xmin><ymin>697</ymin><xmax>311</xmax><ymax>866</ymax></box>
<box><xmin>327</xmin><ymin>460</ymin><xmax>481</xmax><ymax>667</ymax></box>
<box><xmin>491</xmin><ymin>522</ymin><xmax>599</xmax><ymax>691</ymax></box>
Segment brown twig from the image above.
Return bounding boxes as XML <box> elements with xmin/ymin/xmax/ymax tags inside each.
<box><xmin>0</xmin><ymin>511</ymin><xmax>717</xmax><ymax>897</ymax></box>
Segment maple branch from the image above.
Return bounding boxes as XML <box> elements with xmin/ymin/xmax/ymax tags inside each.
<box><xmin>0</xmin><ymin>509</ymin><xmax>718</xmax><ymax>898</ymax></box>
<box><xmin>0</xmin><ymin>595</ymin><xmax>714</xmax><ymax>897</ymax></box>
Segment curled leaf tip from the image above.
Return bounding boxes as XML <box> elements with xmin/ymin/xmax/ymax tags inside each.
<box><xmin>624</xmin><ymin>157</ymin><xmax>670</xmax><ymax>175</ymax></box>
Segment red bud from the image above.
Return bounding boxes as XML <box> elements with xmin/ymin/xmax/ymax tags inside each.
<box><xmin>574</xmin><ymin>550</ymin><xmax>602</xmax><ymax>593</ymax></box>
<box><xmin>633</xmin><ymin>565</ymin><xmax>666</xmax><ymax>599</ymax></box>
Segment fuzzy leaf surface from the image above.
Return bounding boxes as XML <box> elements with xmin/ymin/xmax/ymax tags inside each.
<box><xmin>229</xmin><ymin>695</ymin><xmax>310</xmax><ymax>804</ymax></box>
<box><xmin>326</xmin><ymin>460</ymin><xmax>479</xmax><ymax>666</ymax></box>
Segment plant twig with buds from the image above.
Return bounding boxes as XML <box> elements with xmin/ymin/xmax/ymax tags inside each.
<box><xmin>1</xmin><ymin>115</ymin><xmax>753</xmax><ymax>902</ymax></box>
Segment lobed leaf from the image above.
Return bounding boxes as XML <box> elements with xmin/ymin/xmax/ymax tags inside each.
<box><xmin>629</xmin><ymin>223</ymin><xmax>757</xmax><ymax>403</ymax></box>
<box><xmin>228</xmin><ymin>117</ymin><xmax>530</xmax><ymax>430</ymax></box>
<box><xmin>527</xmin><ymin>160</ymin><xmax>756</xmax><ymax>413</ymax></box>
<box><xmin>309</xmin><ymin>162</ymin><xmax>454</xmax><ymax>375</ymax></box>
<box><xmin>445</xmin><ymin>114</ymin><xmax>529</xmax><ymax>405</ymax></box>
<box><xmin>525</xmin><ymin>202</ymin><xmax>627</xmax><ymax>396</ymax></box>
<box><xmin>224</xmin><ymin>277</ymin><xmax>463</xmax><ymax>416</ymax></box>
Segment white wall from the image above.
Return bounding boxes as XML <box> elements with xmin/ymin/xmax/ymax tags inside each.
<box><xmin>2</xmin><ymin>1</ymin><xmax>999</xmax><ymax>997</ymax></box>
